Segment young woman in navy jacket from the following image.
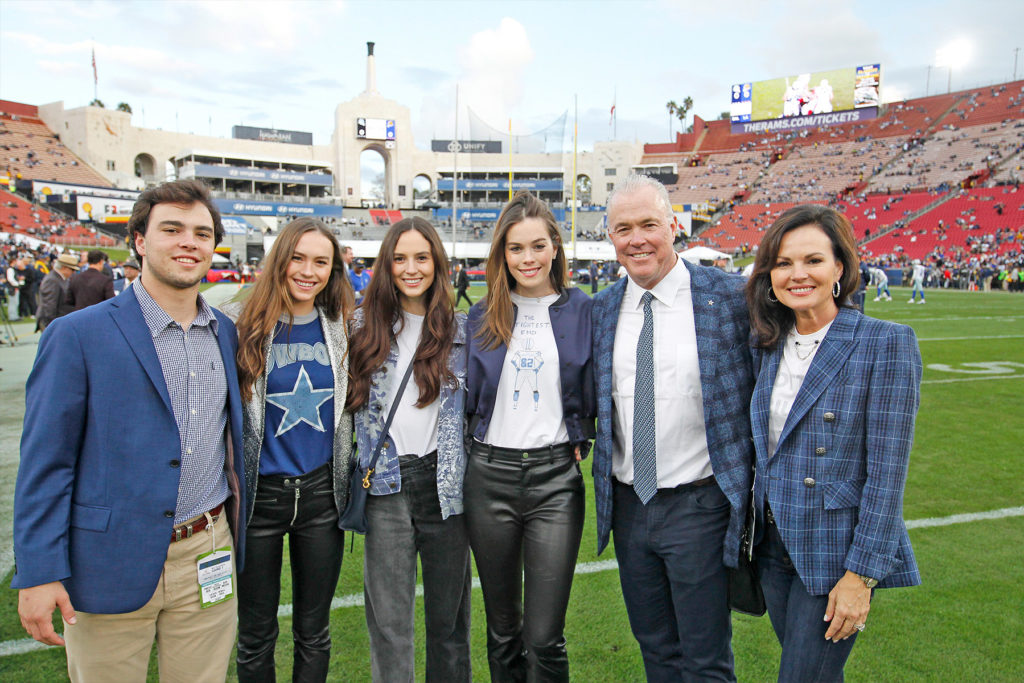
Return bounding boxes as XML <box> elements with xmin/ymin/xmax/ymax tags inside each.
<box><xmin>465</xmin><ymin>191</ymin><xmax>596</xmax><ymax>682</ymax></box>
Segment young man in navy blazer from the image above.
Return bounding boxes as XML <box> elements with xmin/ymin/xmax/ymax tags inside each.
<box><xmin>591</xmin><ymin>175</ymin><xmax>754</xmax><ymax>682</ymax></box>
<box><xmin>12</xmin><ymin>179</ymin><xmax>246</xmax><ymax>683</ymax></box>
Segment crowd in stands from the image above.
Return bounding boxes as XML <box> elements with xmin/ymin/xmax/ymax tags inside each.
<box><xmin>1</xmin><ymin>189</ymin><xmax>116</xmax><ymax>246</ymax></box>
<box><xmin>0</xmin><ymin>105</ymin><xmax>112</xmax><ymax>187</ymax></box>
<box><xmin>667</xmin><ymin>81</ymin><xmax>1024</xmax><ymax>285</ymax></box>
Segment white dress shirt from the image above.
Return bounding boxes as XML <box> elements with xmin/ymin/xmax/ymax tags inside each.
<box><xmin>611</xmin><ymin>257</ymin><xmax>713</xmax><ymax>487</ymax></box>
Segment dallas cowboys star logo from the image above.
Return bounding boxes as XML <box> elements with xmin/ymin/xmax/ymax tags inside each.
<box><xmin>266</xmin><ymin>366</ymin><xmax>333</xmax><ymax>436</ymax></box>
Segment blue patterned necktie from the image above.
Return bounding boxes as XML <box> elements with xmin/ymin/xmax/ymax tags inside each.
<box><xmin>633</xmin><ymin>291</ymin><xmax>657</xmax><ymax>504</ymax></box>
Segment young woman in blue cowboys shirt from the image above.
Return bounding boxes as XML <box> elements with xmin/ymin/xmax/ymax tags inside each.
<box><xmin>346</xmin><ymin>217</ymin><xmax>472</xmax><ymax>682</ymax></box>
<box><xmin>465</xmin><ymin>190</ymin><xmax>596</xmax><ymax>682</ymax></box>
<box><xmin>227</xmin><ymin>217</ymin><xmax>356</xmax><ymax>682</ymax></box>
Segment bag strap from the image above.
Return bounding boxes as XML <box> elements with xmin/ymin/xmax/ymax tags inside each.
<box><xmin>360</xmin><ymin>359</ymin><xmax>416</xmax><ymax>487</ymax></box>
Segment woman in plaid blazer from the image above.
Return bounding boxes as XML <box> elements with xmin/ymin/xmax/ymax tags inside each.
<box><xmin>745</xmin><ymin>205</ymin><xmax>922</xmax><ymax>682</ymax></box>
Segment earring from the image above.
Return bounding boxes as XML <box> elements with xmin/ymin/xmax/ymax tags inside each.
<box><xmin>767</xmin><ymin>286</ymin><xmax>778</xmax><ymax>303</ymax></box>
<box><xmin>833</xmin><ymin>281</ymin><xmax>841</xmax><ymax>298</ymax></box>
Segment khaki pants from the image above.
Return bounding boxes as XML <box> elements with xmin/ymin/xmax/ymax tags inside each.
<box><xmin>64</xmin><ymin>511</ymin><xmax>237</xmax><ymax>683</ymax></box>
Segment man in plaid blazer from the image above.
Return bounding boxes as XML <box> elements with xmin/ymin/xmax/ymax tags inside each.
<box><xmin>592</xmin><ymin>175</ymin><xmax>754</xmax><ymax>682</ymax></box>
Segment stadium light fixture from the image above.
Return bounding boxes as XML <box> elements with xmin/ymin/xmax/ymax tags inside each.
<box><xmin>935</xmin><ymin>39</ymin><xmax>972</xmax><ymax>93</ymax></box>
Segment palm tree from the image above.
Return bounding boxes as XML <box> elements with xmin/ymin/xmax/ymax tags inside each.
<box><xmin>676</xmin><ymin>97</ymin><xmax>694</xmax><ymax>133</ymax></box>
<box><xmin>666</xmin><ymin>100</ymin><xmax>679</xmax><ymax>139</ymax></box>
<box><xmin>116</xmin><ymin>102</ymin><xmax>132</xmax><ymax>114</ymax></box>
<box><xmin>89</xmin><ymin>98</ymin><xmax>105</xmax><ymax>108</ymax></box>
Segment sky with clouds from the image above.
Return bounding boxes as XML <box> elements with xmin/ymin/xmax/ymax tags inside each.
<box><xmin>1</xmin><ymin>0</ymin><xmax>1022</xmax><ymax>152</ymax></box>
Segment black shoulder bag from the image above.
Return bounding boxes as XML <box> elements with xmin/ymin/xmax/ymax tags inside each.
<box><xmin>339</xmin><ymin>361</ymin><xmax>415</xmax><ymax>534</ymax></box>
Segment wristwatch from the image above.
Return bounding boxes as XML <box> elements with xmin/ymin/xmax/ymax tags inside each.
<box><xmin>856</xmin><ymin>574</ymin><xmax>879</xmax><ymax>589</ymax></box>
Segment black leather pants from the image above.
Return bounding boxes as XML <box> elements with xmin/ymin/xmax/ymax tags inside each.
<box><xmin>236</xmin><ymin>462</ymin><xmax>343</xmax><ymax>683</ymax></box>
<box><xmin>464</xmin><ymin>441</ymin><xmax>585</xmax><ymax>683</ymax></box>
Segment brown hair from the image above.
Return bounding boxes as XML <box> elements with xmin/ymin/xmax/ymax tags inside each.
<box><xmin>745</xmin><ymin>204</ymin><xmax>860</xmax><ymax>349</ymax></box>
<box><xmin>127</xmin><ymin>179</ymin><xmax>223</xmax><ymax>261</ymax></box>
<box><xmin>476</xmin><ymin>191</ymin><xmax>568</xmax><ymax>350</ymax></box>
<box><xmin>235</xmin><ymin>218</ymin><xmax>354</xmax><ymax>401</ymax></box>
<box><xmin>347</xmin><ymin>217</ymin><xmax>456</xmax><ymax>410</ymax></box>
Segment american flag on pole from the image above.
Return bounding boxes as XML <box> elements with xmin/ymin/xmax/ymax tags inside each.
<box><xmin>92</xmin><ymin>48</ymin><xmax>97</xmax><ymax>85</ymax></box>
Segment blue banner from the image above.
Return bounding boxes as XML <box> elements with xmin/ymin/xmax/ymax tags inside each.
<box><xmin>213</xmin><ymin>199</ymin><xmax>344</xmax><ymax>218</ymax></box>
<box><xmin>435</xmin><ymin>178</ymin><xmax>563</xmax><ymax>191</ymax></box>
<box><xmin>432</xmin><ymin>207</ymin><xmax>567</xmax><ymax>222</ymax></box>
<box><xmin>730</xmin><ymin>107</ymin><xmax>878</xmax><ymax>135</ymax></box>
<box><xmin>221</xmin><ymin>216</ymin><xmax>252</xmax><ymax>235</ymax></box>
<box><xmin>192</xmin><ymin>164</ymin><xmax>333</xmax><ymax>186</ymax></box>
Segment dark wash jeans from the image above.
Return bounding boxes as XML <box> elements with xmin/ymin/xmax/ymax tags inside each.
<box><xmin>612</xmin><ymin>479</ymin><xmax>736</xmax><ymax>683</ymax></box>
<box><xmin>364</xmin><ymin>452</ymin><xmax>472</xmax><ymax>683</ymax></box>
<box><xmin>463</xmin><ymin>442</ymin><xmax>585</xmax><ymax>683</ymax></box>
<box><xmin>236</xmin><ymin>462</ymin><xmax>343</xmax><ymax>683</ymax></box>
<box><xmin>756</xmin><ymin>517</ymin><xmax>859</xmax><ymax>683</ymax></box>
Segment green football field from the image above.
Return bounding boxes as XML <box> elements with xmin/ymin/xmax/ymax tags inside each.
<box><xmin>1</xmin><ymin>284</ymin><xmax>1021</xmax><ymax>681</ymax></box>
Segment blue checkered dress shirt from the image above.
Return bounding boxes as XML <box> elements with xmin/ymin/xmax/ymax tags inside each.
<box><xmin>133</xmin><ymin>279</ymin><xmax>229</xmax><ymax>524</ymax></box>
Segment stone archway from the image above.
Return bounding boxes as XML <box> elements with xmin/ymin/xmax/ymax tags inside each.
<box><xmin>360</xmin><ymin>145</ymin><xmax>389</xmax><ymax>208</ymax></box>
<box><xmin>134</xmin><ymin>153</ymin><xmax>157</xmax><ymax>180</ymax></box>
<box><xmin>412</xmin><ymin>173</ymin><xmax>432</xmax><ymax>207</ymax></box>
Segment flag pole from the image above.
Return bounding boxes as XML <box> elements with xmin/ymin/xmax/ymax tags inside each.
<box><xmin>508</xmin><ymin>118</ymin><xmax>513</xmax><ymax>201</ymax></box>
<box><xmin>571</xmin><ymin>94</ymin><xmax>578</xmax><ymax>275</ymax></box>
<box><xmin>451</xmin><ymin>84</ymin><xmax>459</xmax><ymax>261</ymax></box>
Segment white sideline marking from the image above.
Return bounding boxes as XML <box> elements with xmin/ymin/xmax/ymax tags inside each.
<box><xmin>1</xmin><ymin>509</ymin><xmax>1020</xmax><ymax>658</ymax></box>
<box><xmin>905</xmin><ymin>506</ymin><xmax>1024</xmax><ymax>529</ymax></box>
<box><xmin>899</xmin><ymin>316</ymin><xmax>1018</xmax><ymax>323</ymax></box>
<box><xmin>918</xmin><ymin>334</ymin><xmax>1024</xmax><ymax>341</ymax></box>
<box><xmin>922</xmin><ymin>374</ymin><xmax>1024</xmax><ymax>385</ymax></box>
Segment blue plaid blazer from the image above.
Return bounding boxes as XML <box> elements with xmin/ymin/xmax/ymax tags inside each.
<box><xmin>591</xmin><ymin>259</ymin><xmax>754</xmax><ymax>565</ymax></box>
<box><xmin>751</xmin><ymin>306</ymin><xmax>922</xmax><ymax>595</ymax></box>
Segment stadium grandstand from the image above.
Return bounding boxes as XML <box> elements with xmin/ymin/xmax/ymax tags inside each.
<box><xmin>660</xmin><ymin>79</ymin><xmax>1023</xmax><ymax>278</ymax></box>
<box><xmin>2</xmin><ymin>42</ymin><xmax>1021</xmax><ymax>277</ymax></box>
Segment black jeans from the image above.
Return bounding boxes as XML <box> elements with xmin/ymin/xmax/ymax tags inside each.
<box><xmin>464</xmin><ymin>441</ymin><xmax>585</xmax><ymax>683</ymax></box>
<box><xmin>236</xmin><ymin>462</ymin><xmax>343</xmax><ymax>683</ymax></box>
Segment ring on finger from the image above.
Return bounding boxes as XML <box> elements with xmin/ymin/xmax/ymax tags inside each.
<box><xmin>854</xmin><ymin>623</ymin><xmax>866</xmax><ymax>632</ymax></box>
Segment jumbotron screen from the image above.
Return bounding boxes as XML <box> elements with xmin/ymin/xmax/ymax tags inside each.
<box><xmin>729</xmin><ymin>63</ymin><xmax>880</xmax><ymax>134</ymax></box>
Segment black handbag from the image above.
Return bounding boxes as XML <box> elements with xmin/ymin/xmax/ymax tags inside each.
<box><xmin>728</xmin><ymin>491</ymin><xmax>767</xmax><ymax>617</ymax></box>
<box><xmin>339</xmin><ymin>361</ymin><xmax>415</xmax><ymax>534</ymax></box>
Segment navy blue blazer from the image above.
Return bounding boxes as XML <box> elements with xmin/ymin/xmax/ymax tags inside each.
<box><xmin>467</xmin><ymin>287</ymin><xmax>596</xmax><ymax>446</ymax></box>
<box><xmin>591</xmin><ymin>260</ymin><xmax>754</xmax><ymax>563</ymax></box>
<box><xmin>11</xmin><ymin>286</ymin><xmax>246</xmax><ymax>614</ymax></box>
<box><xmin>751</xmin><ymin>306</ymin><xmax>922</xmax><ymax>595</ymax></box>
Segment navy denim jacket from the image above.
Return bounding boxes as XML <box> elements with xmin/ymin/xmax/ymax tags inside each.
<box><xmin>466</xmin><ymin>287</ymin><xmax>596</xmax><ymax>447</ymax></box>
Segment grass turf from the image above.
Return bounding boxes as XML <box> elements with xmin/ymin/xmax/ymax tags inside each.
<box><xmin>2</xmin><ymin>284</ymin><xmax>1022</xmax><ymax>681</ymax></box>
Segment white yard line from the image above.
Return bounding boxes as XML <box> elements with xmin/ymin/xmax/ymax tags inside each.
<box><xmin>2</xmin><ymin>507</ymin><xmax>1021</xmax><ymax>658</ymax></box>
<box><xmin>917</xmin><ymin>334</ymin><xmax>1024</xmax><ymax>341</ymax></box>
<box><xmin>921</xmin><ymin>374</ymin><xmax>1024</xmax><ymax>385</ymax></box>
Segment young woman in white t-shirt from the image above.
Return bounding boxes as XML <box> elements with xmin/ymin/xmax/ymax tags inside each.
<box><xmin>465</xmin><ymin>191</ymin><xmax>596</xmax><ymax>682</ymax></box>
<box><xmin>346</xmin><ymin>217</ymin><xmax>471</xmax><ymax>682</ymax></box>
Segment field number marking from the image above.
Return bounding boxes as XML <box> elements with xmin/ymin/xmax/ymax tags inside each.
<box><xmin>926</xmin><ymin>361</ymin><xmax>1024</xmax><ymax>374</ymax></box>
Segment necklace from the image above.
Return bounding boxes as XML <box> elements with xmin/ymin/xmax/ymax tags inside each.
<box><xmin>793</xmin><ymin>339</ymin><xmax>820</xmax><ymax>361</ymax></box>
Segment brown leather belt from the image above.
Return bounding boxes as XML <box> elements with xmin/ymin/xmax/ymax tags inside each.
<box><xmin>171</xmin><ymin>503</ymin><xmax>223</xmax><ymax>542</ymax></box>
